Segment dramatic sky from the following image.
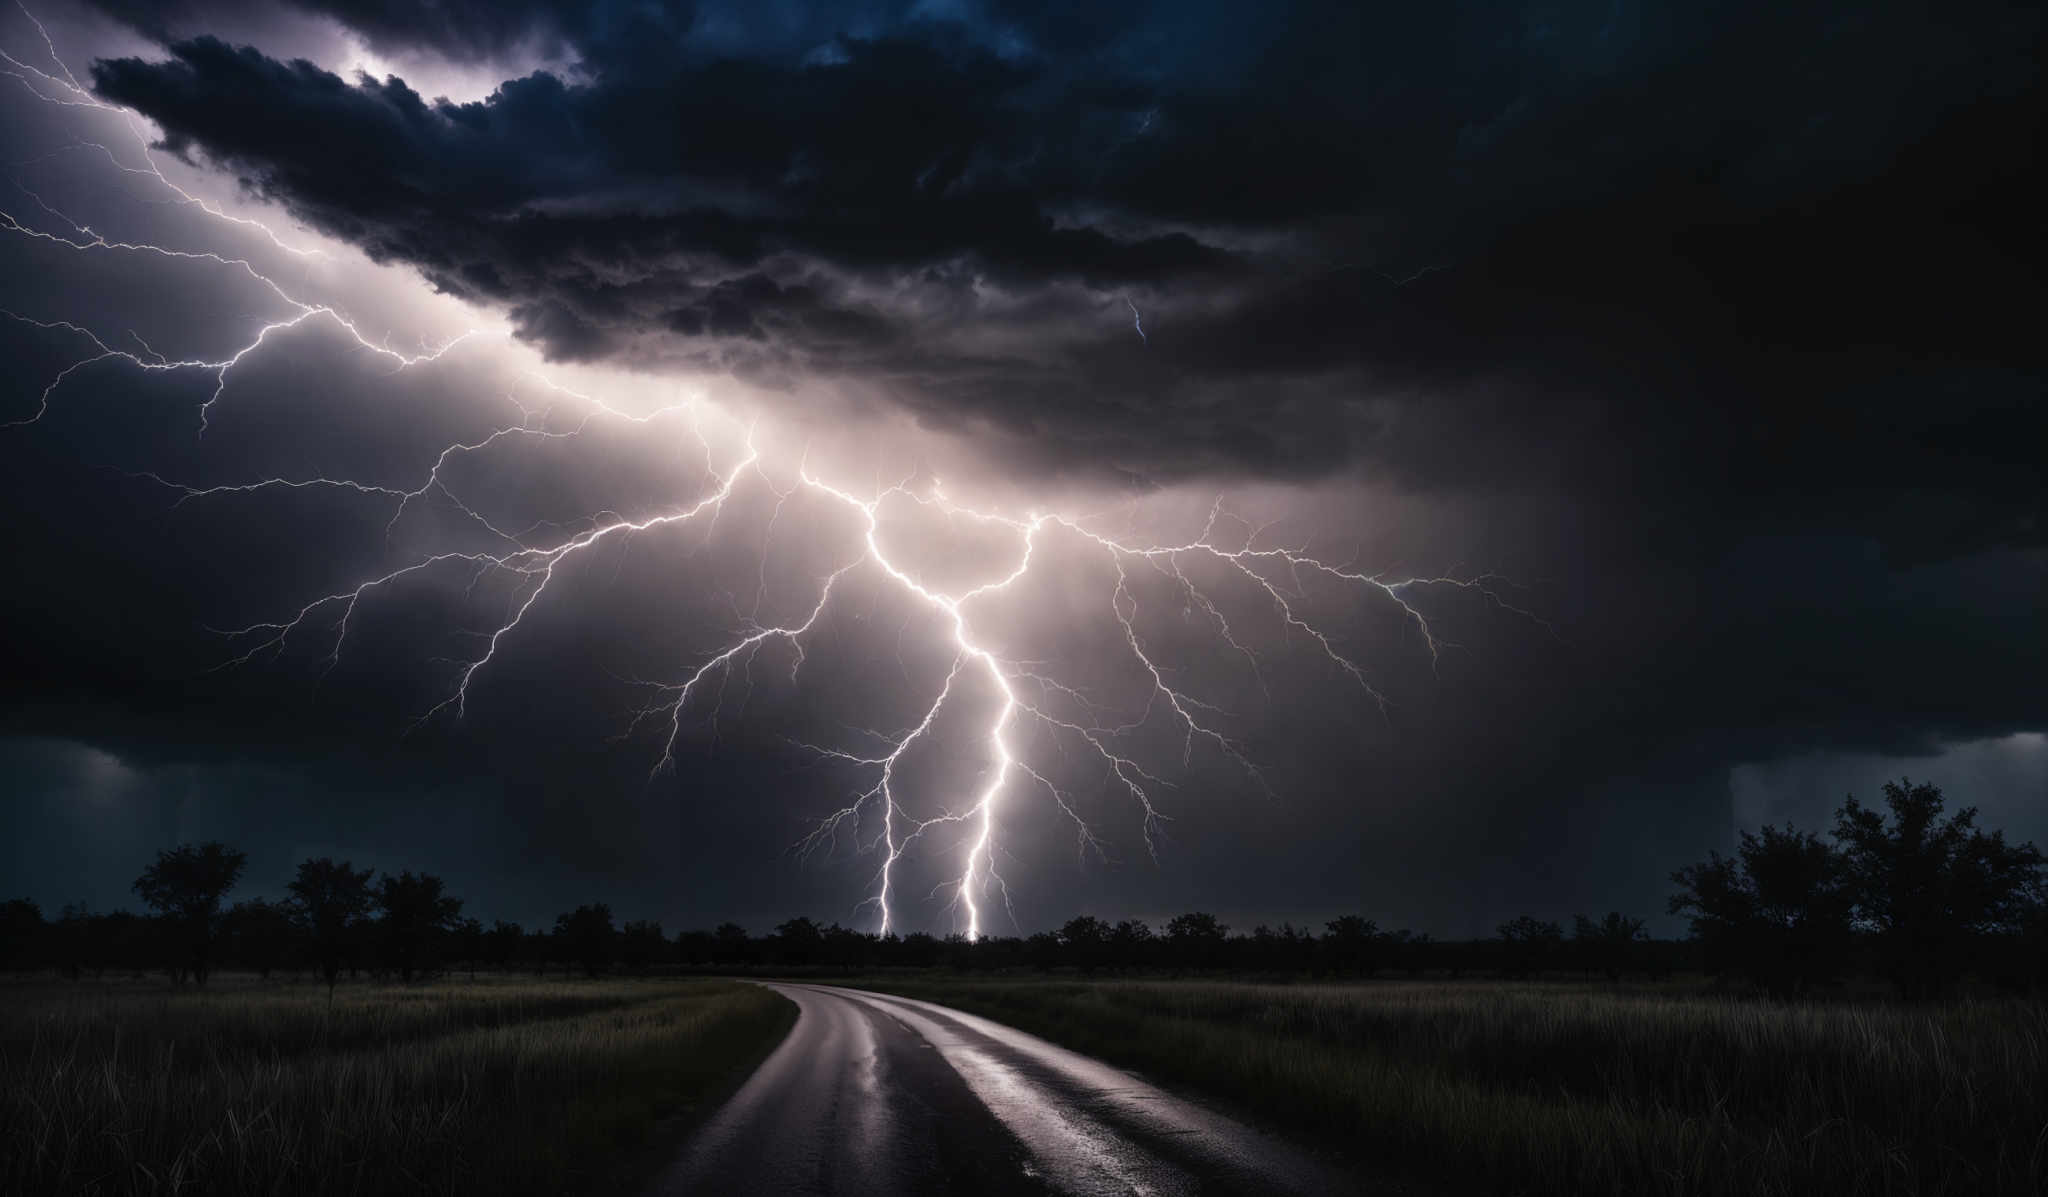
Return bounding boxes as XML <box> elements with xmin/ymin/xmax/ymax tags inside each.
<box><xmin>2</xmin><ymin>0</ymin><xmax>2041</xmax><ymax>936</ymax></box>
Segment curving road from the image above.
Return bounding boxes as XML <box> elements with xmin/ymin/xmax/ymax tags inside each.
<box><xmin>647</xmin><ymin>982</ymin><xmax>1367</xmax><ymax>1196</ymax></box>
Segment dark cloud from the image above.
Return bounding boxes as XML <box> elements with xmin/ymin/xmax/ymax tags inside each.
<box><xmin>82</xmin><ymin>0</ymin><xmax>700</xmax><ymax>63</ymax></box>
<box><xmin>77</xmin><ymin>3</ymin><xmax>2043</xmax><ymax>555</ymax></box>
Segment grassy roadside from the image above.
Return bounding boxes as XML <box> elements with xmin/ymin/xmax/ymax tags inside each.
<box><xmin>0</xmin><ymin>975</ymin><xmax>794</xmax><ymax>1196</ymax></box>
<box><xmin>841</xmin><ymin>974</ymin><xmax>2047</xmax><ymax>1196</ymax></box>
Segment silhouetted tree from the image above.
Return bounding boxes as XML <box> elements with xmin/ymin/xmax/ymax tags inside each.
<box><xmin>898</xmin><ymin>931</ymin><xmax>940</xmax><ymax>967</ymax></box>
<box><xmin>712</xmin><ymin>922</ymin><xmax>751</xmax><ymax>966</ymax></box>
<box><xmin>48</xmin><ymin>904</ymin><xmax>91</xmax><ymax>979</ymax></box>
<box><xmin>287</xmin><ymin>858</ymin><xmax>375</xmax><ymax>994</ymax></box>
<box><xmin>224</xmin><ymin>898</ymin><xmax>296</xmax><ymax>977</ymax></box>
<box><xmin>2010</xmin><ymin>905</ymin><xmax>2048</xmax><ymax>995</ymax></box>
<box><xmin>1247</xmin><ymin>923</ymin><xmax>1313</xmax><ymax>972</ymax></box>
<box><xmin>374</xmin><ymin>871</ymin><xmax>463</xmax><ymax>983</ymax></box>
<box><xmin>1391</xmin><ymin>930</ymin><xmax>1433</xmax><ymax>977</ymax></box>
<box><xmin>1108</xmin><ymin>918</ymin><xmax>1155</xmax><ymax>969</ymax></box>
<box><xmin>483</xmin><ymin>920</ymin><xmax>523</xmax><ymax>972</ymax></box>
<box><xmin>1017</xmin><ymin>931</ymin><xmax>1054</xmax><ymax>969</ymax></box>
<box><xmin>1671</xmin><ymin>824</ymin><xmax>1851</xmax><ymax>997</ymax></box>
<box><xmin>1245</xmin><ymin>924</ymin><xmax>1272</xmax><ymax>969</ymax></box>
<box><xmin>620</xmin><ymin>919</ymin><xmax>666</xmax><ymax>973</ymax></box>
<box><xmin>1323</xmin><ymin>915</ymin><xmax>1382</xmax><ymax>976</ymax></box>
<box><xmin>1834</xmin><ymin>779</ymin><xmax>2046</xmax><ymax>998</ymax></box>
<box><xmin>0</xmin><ymin>899</ymin><xmax>43</xmax><ymax>970</ymax></box>
<box><xmin>1058</xmin><ymin>916</ymin><xmax>1110</xmax><ymax>972</ymax></box>
<box><xmin>556</xmin><ymin>904</ymin><xmax>617</xmax><ymax>976</ymax></box>
<box><xmin>107</xmin><ymin>910</ymin><xmax>158</xmax><ymax>977</ymax></box>
<box><xmin>1495</xmin><ymin>916</ymin><xmax>1565</xmax><ymax>977</ymax></box>
<box><xmin>821</xmin><ymin>923</ymin><xmax>874</xmax><ymax>969</ymax></box>
<box><xmin>524</xmin><ymin>928</ymin><xmax>553</xmax><ymax>975</ymax></box>
<box><xmin>673</xmin><ymin>927</ymin><xmax>714</xmax><ymax>967</ymax></box>
<box><xmin>1572</xmin><ymin>912</ymin><xmax>1649</xmax><ymax>981</ymax></box>
<box><xmin>132</xmin><ymin>842</ymin><xmax>245</xmax><ymax>986</ymax></box>
<box><xmin>940</xmin><ymin>931</ymin><xmax>974</xmax><ymax>970</ymax></box>
<box><xmin>773</xmin><ymin>916</ymin><xmax>822</xmax><ymax>966</ymax></box>
<box><xmin>50</xmin><ymin>907</ymin><xmax>153</xmax><ymax>978</ymax></box>
<box><xmin>451</xmin><ymin>917</ymin><xmax>485</xmax><ymax>978</ymax></box>
<box><xmin>1165</xmin><ymin>912</ymin><xmax>1229</xmax><ymax>969</ymax></box>
<box><xmin>1281</xmin><ymin>924</ymin><xmax>1316</xmax><ymax>971</ymax></box>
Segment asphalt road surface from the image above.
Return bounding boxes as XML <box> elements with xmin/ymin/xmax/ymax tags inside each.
<box><xmin>647</xmin><ymin>982</ymin><xmax>1367</xmax><ymax>1196</ymax></box>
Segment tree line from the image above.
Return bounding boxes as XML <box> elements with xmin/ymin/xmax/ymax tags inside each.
<box><xmin>1668</xmin><ymin>778</ymin><xmax>2045</xmax><ymax>998</ymax></box>
<box><xmin>2</xmin><ymin>779</ymin><xmax>2042</xmax><ymax>998</ymax></box>
<box><xmin>0</xmin><ymin>879</ymin><xmax>1679</xmax><ymax>984</ymax></box>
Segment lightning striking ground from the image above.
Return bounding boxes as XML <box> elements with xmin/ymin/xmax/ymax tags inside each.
<box><xmin>0</xmin><ymin>10</ymin><xmax>1535</xmax><ymax>937</ymax></box>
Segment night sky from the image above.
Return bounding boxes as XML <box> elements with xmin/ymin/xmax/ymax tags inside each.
<box><xmin>2</xmin><ymin>1</ymin><xmax>2041</xmax><ymax>937</ymax></box>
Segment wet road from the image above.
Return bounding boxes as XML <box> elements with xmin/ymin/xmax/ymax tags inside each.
<box><xmin>647</xmin><ymin>982</ymin><xmax>1366</xmax><ymax>1196</ymax></box>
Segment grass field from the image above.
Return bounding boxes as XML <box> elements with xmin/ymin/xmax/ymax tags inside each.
<box><xmin>851</xmin><ymin>975</ymin><xmax>2048</xmax><ymax>1196</ymax></box>
<box><xmin>0</xmin><ymin>975</ymin><xmax>793</xmax><ymax>1196</ymax></box>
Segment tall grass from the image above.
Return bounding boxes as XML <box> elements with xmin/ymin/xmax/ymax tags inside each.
<box><xmin>859</xmin><ymin>977</ymin><xmax>2048</xmax><ymax>1196</ymax></box>
<box><xmin>0</xmin><ymin>976</ymin><xmax>792</xmax><ymax>1196</ymax></box>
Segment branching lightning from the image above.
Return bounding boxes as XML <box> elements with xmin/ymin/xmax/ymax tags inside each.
<box><xmin>1</xmin><ymin>8</ymin><xmax>1540</xmax><ymax>937</ymax></box>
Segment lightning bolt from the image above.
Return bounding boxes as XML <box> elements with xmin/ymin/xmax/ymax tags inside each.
<box><xmin>0</xmin><ymin>10</ymin><xmax>1541</xmax><ymax>937</ymax></box>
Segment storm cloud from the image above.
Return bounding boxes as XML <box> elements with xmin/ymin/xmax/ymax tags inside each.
<box><xmin>0</xmin><ymin>1</ymin><xmax>2040</xmax><ymax>934</ymax></box>
<box><xmin>80</xmin><ymin>1</ymin><xmax>2045</xmax><ymax>505</ymax></box>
